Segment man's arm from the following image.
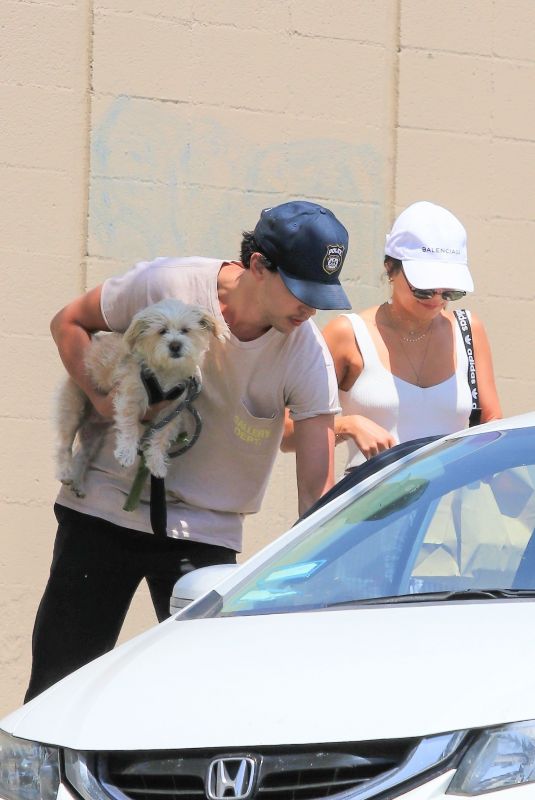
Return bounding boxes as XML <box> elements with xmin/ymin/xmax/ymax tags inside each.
<box><xmin>50</xmin><ymin>285</ymin><xmax>115</xmax><ymax>419</ymax></box>
<box><xmin>293</xmin><ymin>414</ymin><xmax>335</xmax><ymax>517</ymax></box>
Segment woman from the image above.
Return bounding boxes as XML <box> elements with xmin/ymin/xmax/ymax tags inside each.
<box><xmin>324</xmin><ymin>200</ymin><xmax>502</xmax><ymax>470</ymax></box>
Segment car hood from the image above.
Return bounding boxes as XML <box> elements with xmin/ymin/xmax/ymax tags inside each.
<box><xmin>3</xmin><ymin>600</ymin><xmax>535</xmax><ymax>750</ymax></box>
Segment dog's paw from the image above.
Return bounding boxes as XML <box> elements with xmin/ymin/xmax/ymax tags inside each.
<box><xmin>56</xmin><ymin>465</ymin><xmax>74</xmax><ymax>484</ymax></box>
<box><xmin>114</xmin><ymin>443</ymin><xmax>139</xmax><ymax>468</ymax></box>
<box><xmin>70</xmin><ymin>483</ymin><xmax>86</xmax><ymax>498</ymax></box>
<box><xmin>144</xmin><ymin>451</ymin><xmax>168</xmax><ymax>478</ymax></box>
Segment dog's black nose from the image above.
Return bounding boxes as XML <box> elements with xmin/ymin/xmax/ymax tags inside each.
<box><xmin>168</xmin><ymin>341</ymin><xmax>182</xmax><ymax>357</ymax></box>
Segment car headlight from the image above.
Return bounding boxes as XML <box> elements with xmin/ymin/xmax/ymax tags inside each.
<box><xmin>448</xmin><ymin>721</ymin><xmax>535</xmax><ymax>794</ymax></box>
<box><xmin>64</xmin><ymin>750</ymin><xmax>113</xmax><ymax>800</ymax></box>
<box><xmin>0</xmin><ymin>729</ymin><xmax>60</xmax><ymax>800</ymax></box>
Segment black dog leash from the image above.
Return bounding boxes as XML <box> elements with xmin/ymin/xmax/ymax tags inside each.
<box><xmin>124</xmin><ymin>375</ymin><xmax>203</xmax><ymax>537</ymax></box>
<box><xmin>144</xmin><ymin>375</ymin><xmax>202</xmax><ymax>537</ymax></box>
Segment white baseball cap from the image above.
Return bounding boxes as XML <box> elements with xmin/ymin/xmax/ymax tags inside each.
<box><xmin>384</xmin><ymin>201</ymin><xmax>474</xmax><ymax>292</ymax></box>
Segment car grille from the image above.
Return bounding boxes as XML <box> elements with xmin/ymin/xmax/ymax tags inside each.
<box><xmin>98</xmin><ymin>739</ymin><xmax>419</xmax><ymax>800</ymax></box>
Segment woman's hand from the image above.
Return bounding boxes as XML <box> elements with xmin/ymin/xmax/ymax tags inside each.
<box><xmin>337</xmin><ymin>415</ymin><xmax>397</xmax><ymax>460</ymax></box>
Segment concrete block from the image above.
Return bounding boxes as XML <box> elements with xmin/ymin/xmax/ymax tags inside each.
<box><xmin>287</xmin><ymin>37</ymin><xmax>387</xmax><ymax>123</ymax></box>
<box><xmin>493</xmin><ymin>61</ymin><xmax>535</xmax><ymax>140</ymax></box>
<box><xmin>91</xmin><ymin>94</ymin><xmax>191</xmax><ymax>183</ymax></box>
<box><xmin>85</xmin><ymin>256</ymin><xmax>127</xmax><ymax>289</ymax></box>
<box><xmin>88</xmin><ymin>175</ymin><xmax>192</xmax><ymax>262</ymax></box>
<box><xmin>491</xmin><ymin>140</ymin><xmax>535</xmax><ymax>219</ymax></box>
<box><xmin>283</xmin><ymin>114</ymin><xmax>388</xmax><ymax>205</ymax></box>
<box><xmin>396</xmin><ymin>129</ymin><xmax>493</xmax><ymax>219</ymax></box>
<box><xmin>493</xmin><ymin>0</ymin><xmax>535</xmax><ymax>61</ymax></box>
<box><xmin>0</xmin><ymin>419</ymin><xmax>57</xmax><ymax>504</ymax></box>
<box><xmin>484</xmin><ymin>218</ymin><xmax>535</xmax><ymax>298</ymax></box>
<box><xmin>0</xmin><ymin>166</ymin><xmax>83</xmax><ymax>255</ymax></box>
<box><xmin>498</xmin><ymin>378</ymin><xmax>535</xmax><ymax>417</ymax></box>
<box><xmin>96</xmin><ymin>0</ymin><xmax>193</xmax><ymax>21</ymax></box>
<box><xmin>193</xmin><ymin>0</ymin><xmax>290</xmax><ymax>31</ymax></box>
<box><xmin>189</xmin><ymin>25</ymin><xmax>292</xmax><ymax>112</ymax></box>
<box><xmin>2</xmin><ymin>0</ymin><xmax>88</xmax><ymax>88</ymax></box>
<box><xmin>187</xmin><ymin>105</ymin><xmax>289</xmax><ymax>195</ymax></box>
<box><xmin>469</xmin><ymin>296</ymin><xmax>535</xmax><ymax>383</ymax></box>
<box><xmin>0</xmin><ymin>85</ymin><xmax>85</xmax><ymax>171</ymax></box>
<box><xmin>399</xmin><ymin>51</ymin><xmax>492</xmax><ymax>135</ymax></box>
<box><xmin>0</xmin><ymin>503</ymin><xmax>57</xmax><ymax>576</ymax></box>
<box><xmin>450</xmin><ymin>213</ymin><xmax>489</xmax><ymax>297</ymax></box>
<box><xmin>88</xmin><ymin>174</ymin><xmax>290</xmax><ymax>263</ymax></box>
<box><xmin>0</xmin><ymin>336</ymin><xmax>63</xmax><ymax>420</ymax></box>
<box><xmin>289</xmin><ymin>0</ymin><xmax>391</xmax><ymax>44</ymax></box>
<box><xmin>92</xmin><ymin>13</ymin><xmax>192</xmax><ymax>100</ymax></box>
<box><xmin>462</xmin><ymin>216</ymin><xmax>534</xmax><ymax>302</ymax></box>
<box><xmin>0</xmin><ymin>251</ymin><xmax>83</xmax><ymax>336</ymax></box>
<box><xmin>177</xmin><ymin>186</ymin><xmax>281</xmax><ymax>259</ymax></box>
<box><xmin>401</xmin><ymin>0</ymin><xmax>493</xmax><ymax>54</ymax></box>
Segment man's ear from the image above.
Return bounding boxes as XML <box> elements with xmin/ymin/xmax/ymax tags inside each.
<box><xmin>249</xmin><ymin>252</ymin><xmax>267</xmax><ymax>280</ymax></box>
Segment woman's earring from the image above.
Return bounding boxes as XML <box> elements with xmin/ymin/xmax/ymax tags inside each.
<box><xmin>386</xmin><ymin>275</ymin><xmax>393</xmax><ymax>303</ymax></box>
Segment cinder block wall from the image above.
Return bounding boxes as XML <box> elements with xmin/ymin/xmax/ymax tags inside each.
<box><xmin>1</xmin><ymin>0</ymin><xmax>533</xmax><ymax>715</ymax></box>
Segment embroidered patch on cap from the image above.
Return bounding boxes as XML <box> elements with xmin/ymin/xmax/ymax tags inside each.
<box><xmin>323</xmin><ymin>244</ymin><xmax>345</xmax><ymax>274</ymax></box>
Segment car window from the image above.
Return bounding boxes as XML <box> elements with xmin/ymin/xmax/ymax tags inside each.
<box><xmin>215</xmin><ymin>429</ymin><xmax>535</xmax><ymax>616</ymax></box>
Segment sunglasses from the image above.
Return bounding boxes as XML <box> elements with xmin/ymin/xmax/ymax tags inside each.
<box><xmin>402</xmin><ymin>269</ymin><xmax>466</xmax><ymax>302</ymax></box>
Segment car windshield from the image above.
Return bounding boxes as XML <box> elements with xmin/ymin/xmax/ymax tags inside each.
<box><xmin>216</xmin><ymin>427</ymin><xmax>535</xmax><ymax>616</ymax></box>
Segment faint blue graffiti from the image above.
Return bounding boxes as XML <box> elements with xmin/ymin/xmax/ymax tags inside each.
<box><xmin>90</xmin><ymin>95</ymin><xmax>387</xmax><ymax>300</ymax></box>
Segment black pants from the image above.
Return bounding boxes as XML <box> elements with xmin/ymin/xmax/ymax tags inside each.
<box><xmin>25</xmin><ymin>504</ymin><xmax>236</xmax><ymax>702</ymax></box>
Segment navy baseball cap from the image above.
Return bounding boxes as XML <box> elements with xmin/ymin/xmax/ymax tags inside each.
<box><xmin>253</xmin><ymin>200</ymin><xmax>351</xmax><ymax>310</ymax></box>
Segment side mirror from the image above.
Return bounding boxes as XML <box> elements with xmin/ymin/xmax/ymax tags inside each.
<box><xmin>170</xmin><ymin>563</ymin><xmax>240</xmax><ymax>614</ymax></box>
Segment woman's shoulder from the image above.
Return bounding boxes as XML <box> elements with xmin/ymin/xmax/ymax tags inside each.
<box><xmin>358</xmin><ymin>305</ymin><xmax>381</xmax><ymax>325</ymax></box>
<box><xmin>323</xmin><ymin>306</ymin><xmax>379</xmax><ymax>337</ymax></box>
<box><xmin>446</xmin><ymin>307</ymin><xmax>485</xmax><ymax>330</ymax></box>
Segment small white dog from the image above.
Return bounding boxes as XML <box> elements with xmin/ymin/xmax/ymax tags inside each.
<box><xmin>55</xmin><ymin>298</ymin><xmax>220</xmax><ymax>496</ymax></box>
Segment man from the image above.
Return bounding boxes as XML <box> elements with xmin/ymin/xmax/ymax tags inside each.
<box><xmin>25</xmin><ymin>200</ymin><xmax>351</xmax><ymax>701</ymax></box>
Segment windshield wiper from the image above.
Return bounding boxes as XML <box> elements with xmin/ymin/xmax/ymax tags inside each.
<box><xmin>324</xmin><ymin>588</ymin><xmax>535</xmax><ymax>608</ymax></box>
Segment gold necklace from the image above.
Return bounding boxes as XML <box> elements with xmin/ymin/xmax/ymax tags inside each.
<box><xmin>398</xmin><ymin>319</ymin><xmax>435</xmax><ymax>387</ymax></box>
<box><xmin>385</xmin><ymin>303</ymin><xmax>433</xmax><ymax>343</ymax></box>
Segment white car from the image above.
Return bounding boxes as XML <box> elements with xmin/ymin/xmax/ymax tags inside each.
<box><xmin>3</xmin><ymin>413</ymin><xmax>535</xmax><ymax>800</ymax></box>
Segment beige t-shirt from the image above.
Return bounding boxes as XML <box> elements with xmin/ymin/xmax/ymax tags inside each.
<box><xmin>56</xmin><ymin>257</ymin><xmax>340</xmax><ymax>552</ymax></box>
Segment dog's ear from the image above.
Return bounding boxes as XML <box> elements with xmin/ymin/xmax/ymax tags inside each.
<box><xmin>123</xmin><ymin>314</ymin><xmax>150</xmax><ymax>350</ymax></box>
<box><xmin>199</xmin><ymin>310</ymin><xmax>225</xmax><ymax>340</ymax></box>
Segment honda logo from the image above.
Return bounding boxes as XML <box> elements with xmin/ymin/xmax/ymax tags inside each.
<box><xmin>206</xmin><ymin>757</ymin><xmax>256</xmax><ymax>799</ymax></box>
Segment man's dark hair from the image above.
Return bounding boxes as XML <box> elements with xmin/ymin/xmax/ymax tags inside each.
<box><xmin>384</xmin><ymin>255</ymin><xmax>403</xmax><ymax>278</ymax></box>
<box><xmin>240</xmin><ymin>231</ymin><xmax>276</xmax><ymax>271</ymax></box>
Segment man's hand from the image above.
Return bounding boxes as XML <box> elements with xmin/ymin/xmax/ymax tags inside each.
<box><xmin>92</xmin><ymin>391</ymin><xmax>172</xmax><ymax>424</ymax></box>
<box><xmin>141</xmin><ymin>399</ymin><xmax>173</xmax><ymax>423</ymax></box>
<box><xmin>89</xmin><ymin>391</ymin><xmax>116</xmax><ymax>421</ymax></box>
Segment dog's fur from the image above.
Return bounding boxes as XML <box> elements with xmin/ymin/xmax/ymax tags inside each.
<box><xmin>55</xmin><ymin>298</ymin><xmax>220</xmax><ymax>496</ymax></box>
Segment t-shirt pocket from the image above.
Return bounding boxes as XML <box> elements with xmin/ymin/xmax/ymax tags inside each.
<box><xmin>232</xmin><ymin>398</ymin><xmax>281</xmax><ymax>452</ymax></box>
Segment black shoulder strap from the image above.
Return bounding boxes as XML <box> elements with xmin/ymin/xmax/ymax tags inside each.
<box><xmin>454</xmin><ymin>309</ymin><xmax>481</xmax><ymax>427</ymax></box>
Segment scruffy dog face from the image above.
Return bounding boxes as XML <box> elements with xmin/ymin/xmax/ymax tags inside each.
<box><xmin>124</xmin><ymin>298</ymin><xmax>220</xmax><ymax>378</ymax></box>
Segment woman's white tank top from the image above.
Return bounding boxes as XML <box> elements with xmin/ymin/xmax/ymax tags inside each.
<box><xmin>341</xmin><ymin>312</ymin><xmax>473</xmax><ymax>469</ymax></box>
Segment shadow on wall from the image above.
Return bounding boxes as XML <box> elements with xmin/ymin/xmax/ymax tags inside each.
<box><xmin>89</xmin><ymin>95</ymin><xmax>386</xmax><ymax>291</ymax></box>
